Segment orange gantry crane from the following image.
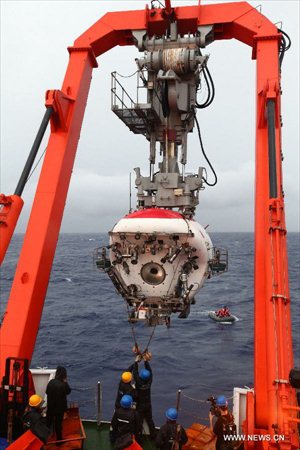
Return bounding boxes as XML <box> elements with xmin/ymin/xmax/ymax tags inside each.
<box><xmin>0</xmin><ymin>1</ymin><xmax>299</xmax><ymax>449</ymax></box>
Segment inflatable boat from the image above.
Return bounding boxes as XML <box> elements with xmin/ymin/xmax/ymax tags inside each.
<box><xmin>208</xmin><ymin>311</ymin><xmax>236</xmax><ymax>323</ymax></box>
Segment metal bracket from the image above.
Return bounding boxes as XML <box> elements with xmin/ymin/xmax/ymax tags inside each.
<box><xmin>197</xmin><ymin>25</ymin><xmax>214</xmax><ymax>47</ymax></box>
<box><xmin>269</xmin><ymin>226</ymin><xmax>286</xmax><ymax>234</ymax></box>
<box><xmin>271</xmin><ymin>294</ymin><xmax>289</xmax><ymax>304</ymax></box>
<box><xmin>3</xmin><ymin>384</ymin><xmax>23</xmax><ymax>392</ymax></box>
<box><xmin>45</xmin><ymin>89</ymin><xmax>74</xmax><ymax>132</ymax></box>
<box><xmin>258</xmin><ymin>81</ymin><xmax>279</xmax><ymax>128</ymax></box>
<box><xmin>132</xmin><ymin>30</ymin><xmax>147</xmax><ymax>51</ymax></box>
<box><xmin>273</xmin><ymin>379</ymin><xmax>289</xmax><ymax>384</ymax></box>
<box><xmin>0</xmin><ymin>196</ymin><xmax>10</xmax><ymax>227</ymax></box>
<box><xmin>0</xmin><ymin>194</ymin><xmax>12</xmax><ymax>207</ymax></box>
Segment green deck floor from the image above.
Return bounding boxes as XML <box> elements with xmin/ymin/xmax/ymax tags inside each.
<box><xmin>83</xmin><ymin>421</ymin><xmax>157</xmax><ymax>450</ymax></box>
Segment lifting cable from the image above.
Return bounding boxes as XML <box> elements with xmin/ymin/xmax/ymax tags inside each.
<box><xmin>193</xmin><ymin>29</ymin><xmax>289</xmax><ymax>187</ymax></box>
<box><xmin>196</xmin><ymin>66</ymin><xmax>215</xmax><ymax>109</ymax></box>
<box><xmin>278</xmin><ymin>29</ymin><xmax>291</xmax><ymax>68</ymax></box>
<box><xmin>193</xmin><ymin>51</ymin><xmax>217</xmax><ymax>186</ymax></box>
<box><xmin>194</xmin><ymin>111</ymin><xmax>218</xmax><ymax>187</ymax></box>
<box><xmin>195</xmin><ymin>49</ymin><xmax>215</xmax><ymax>110</ymax></box>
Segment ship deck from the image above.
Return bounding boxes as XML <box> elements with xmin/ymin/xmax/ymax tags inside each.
<box><xmin>43</xmin><ymin>418</ymin><xmax>216</xmax><ymax>450</ymax></box>
<box><xmin>84</xmin><ymin>421</ymin><xmax>156</xmax><ymax>450</ymax></box>
<box><xmin>44</xmin><ymin>420</ymin><xmax>156</xmax><ymax>450</ymax></box>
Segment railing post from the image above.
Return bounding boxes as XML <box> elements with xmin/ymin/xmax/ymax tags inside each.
<box><xmin>97</xmin><ymin>381</ymin><xmax>102</xmax><ymax>427</ymax></box>
<box><xmin>111</xmin><ymin>72</ymin><xmax>113</xmax><ymax>109</ymax></box>
<box><xmin>176</xmin><ymin>389</ymin><xmax>182</xmax><ymax>412</ymax></box>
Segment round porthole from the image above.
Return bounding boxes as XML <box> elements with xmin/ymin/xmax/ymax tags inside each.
<box><xmin>141</xmin><ymin>262</ymin><xmax>166</xmax><ymax>285</ymax></box>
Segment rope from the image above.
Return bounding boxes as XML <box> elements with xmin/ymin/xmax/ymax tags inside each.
<box><xmin>125</xmin><ymin>301</ymin><xmax>156</xmax><ymax>354</ymax></box>
<box><xmin>180</xmin><ymin>408</ymin><xmax>210</xmax><ymax>423</ymax></box>
<box><xmin>26</xmin><ymin>147</ymin><xmax>47</xmax><ymax>183</ymax></box>
<box><xmin>181</xmin><ymin>392</ymin><xmax>208</xmax><ymax>403</ymax></box>
<box><xmin>126</xmin><ymin>302</ymin><xmax>139</xmax><ymax>349</ymax></box>
<box><xmin>71</xmin><ymin>386</ymin><xmax>95</xmax><ymax>392</ymax></box>
<box><xmin>179</xmin><ymin>381</ymin><xmax>227</xmax><ymax>390</ymax></box>
<box><xmin>162</xmin><ymin>49</ymin><xmax>186</xmax><ymax>74</ymax></box>
<box><xmin>181</xmin><ymin>390</ymin><xmax>234</xmax><ymax>404</ymax></box>
<box><xmin>145</xmin><ymin>324</ymin><xmax>157</xmax><ymax>351</ymax></box>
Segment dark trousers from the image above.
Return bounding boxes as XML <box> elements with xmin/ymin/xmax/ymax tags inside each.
<box><xmin>138</xmin><ymin>404</ymin><xmax>156</xmax><ymax>439</ymax></box>
<box><xmin>47</xmin><ymin>412</ymin><xmax>64</xmax><ymax>441</ymax></box>
<box><xmin>216</xmin><ymin>442</ymin><xmax>235</xmax><ymax>450</ymax></box>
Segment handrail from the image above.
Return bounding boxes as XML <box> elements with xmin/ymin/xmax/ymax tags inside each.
<box><xmin>111</xmin><ymin>72</ymin><xmax>136</xmax><ymax>110</ymax></box>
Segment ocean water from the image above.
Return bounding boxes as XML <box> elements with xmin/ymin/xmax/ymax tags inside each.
<box><xmin>0</xmin><ymin>232</ymin><xmax>299</xmax><ymax>427</ymax></box>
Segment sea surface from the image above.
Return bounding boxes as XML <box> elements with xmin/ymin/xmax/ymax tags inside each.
<box><xmin>0</xmin><ymin>232</ymin><xmax>299</xmax><ymax>427</ymax></box>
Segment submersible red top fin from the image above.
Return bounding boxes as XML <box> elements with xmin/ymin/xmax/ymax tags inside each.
<box><xmin>125</xmin><ymin>209</ymin><xmax>183</xmax><ymax>219</ymax></box>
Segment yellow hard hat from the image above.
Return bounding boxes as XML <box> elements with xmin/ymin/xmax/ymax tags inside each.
<box><xmin>29</xmin><ymin>394</ymin><xmax>44</xmax><ymax>408</ymax></box>
<box><xmin>121</xmin><ymin>372</ymin><xmax>132</xmax><ymax>383</ymax></box>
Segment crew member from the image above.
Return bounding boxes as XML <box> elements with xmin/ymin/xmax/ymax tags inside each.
<box><xmin>216</xmin><ymin>307</ymin><xmax>230</xmax><ymax>318</ymax></box>
<box><xmin>215</xmin><ymin>308</ymin><xmax>224</xmax><ymax>318</ymax></box>
<box><xmin>156</xmin><ymin>408</ymin><xmax>188</xmax><ymax>450</ymax></box>
<box><xmin>209</xmin><ymin>395</ymin><xmax>236</xmax><ymax>450</ymax></box>
<box><xmin>46</xmin><ymin>366</ymin><xmax>71</xmax><ymax>441</ymax></box>
<box><xmin>129</xmin><ymin>351</ymin><xmax>156</xmax><ymax>440</ymax></box>
<box><xmin>115</xmin><ymin>371</ymin><xmax>137</xmax><ymax>409</ymax></box>
<box><xmin>23</xmin><ymin>395</ymin><xmax>50</xmax><ymax>444</ymax></box>
<box><xmin>223</xmin><ymin>306</ymin><xmax>230</xmax><ymax>317</ymax></box>
<box><xmin>111</xmin><ymin>394</ymin><xmax>142</xmax><ymax>449</ymax></box>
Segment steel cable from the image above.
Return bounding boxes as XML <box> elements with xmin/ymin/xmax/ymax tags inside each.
<box><xmin>193</xmin><ymin>111</ymin><xmax>218</xmax><ymax>187</ymax></box>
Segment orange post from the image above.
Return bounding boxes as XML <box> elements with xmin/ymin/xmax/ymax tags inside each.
<box><xmin>254</xmin><ymin>36</ymin><xmax>297</xmax><ymax>445</ymax></box>
<box><xmin>0</xmin><ymin>194</ymin><xmax>24</xmax><ymax>265</ymax></box>
<box><xmin>0</xmin><ymin>49</ymin><xmax>96</xmax><ymax>372</ymax></box>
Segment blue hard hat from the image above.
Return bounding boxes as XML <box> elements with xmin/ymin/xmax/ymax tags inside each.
<box><xmin>166</xmin><ymin>408</ymin><xmax>178</xmax><ymax>421</ymax></box>
<box><xmin>140</xmin><ymin>369</ymin><xmax>151</xmax><ymax>381</ymax></box>
<box><xmin>120</xmin><ymin>395</ymin><xmax>133</xmax><ymax>408</ymax></box>
<box><xmin>216</xmin><ymin>395</ymin><xmax>227</xmax><ymax>407</ymax></box>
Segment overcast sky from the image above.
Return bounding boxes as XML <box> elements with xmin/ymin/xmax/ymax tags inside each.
<box><xmin>1</xmin><ymin>0</ymin><xmax>299</xmax><ymax>233</ymax></box>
